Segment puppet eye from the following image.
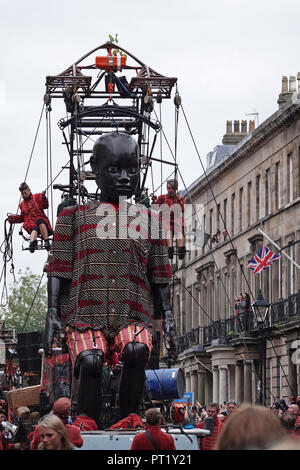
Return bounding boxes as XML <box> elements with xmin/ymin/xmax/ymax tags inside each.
<box><xmin>107</xmin><ymin>166</ymin><xmax>118</xmax><ymax>173</ymax></box>
<box><xmin>128</xmin><ymin>167</ymin><xmax>138</xmax><ymax>174</ymax></box>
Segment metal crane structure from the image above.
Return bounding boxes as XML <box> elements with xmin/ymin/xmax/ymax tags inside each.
<box><xmin>43</xmin><ymin>40</ymin><xmax>178</xmax><ymax>205</ymax></box>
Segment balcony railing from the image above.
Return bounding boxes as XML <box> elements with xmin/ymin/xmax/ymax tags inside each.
<box><xmin>178</xmin><ymin>291</ymin><xmax>300</xmax><ymax>353</ymax></box>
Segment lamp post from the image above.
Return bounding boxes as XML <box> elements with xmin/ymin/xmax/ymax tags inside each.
<box><xmin>251</xmin><ymin>289</ymin><xmax>270</xmax><ymax>326</ymax></box>
<box><xmin>251</xmin><ymin>290</ymin><xmax>270</xmax><ymax>406</ymax></box>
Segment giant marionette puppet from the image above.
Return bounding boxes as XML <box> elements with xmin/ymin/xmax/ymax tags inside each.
<box><xmin>44</xmin><ymin>132</ymin><xmax>178</xmax><ymax>425</ymax></box>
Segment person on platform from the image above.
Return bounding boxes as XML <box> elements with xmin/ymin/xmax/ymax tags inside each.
<box><xmin>8</xmin><ymin>182</ymin><xmax>53</xmax><ymax>253</ymax></box>
<box><xmin>196</xmin><ymin>403</ymin><xmax>224</xmax><ymax>450</ymax></box>
<box><xmin>37</xmin><ymin>414</ymin><xmax>74</xmax><ymax>450</ymax></box>
<box><xmin>130</xmin><ymin>408</ymin><xmax>176</xmax><ymax>450</ymax></box>
<box><xmin>44</xmin><ymin>132</ymin><xmax>178</xmax><ymax>426</ymax></box>
<box><xmin>152</xmin><ymin>179</ymin><xmax>186</xmax><ymax>260</ymax></box>
<box><xmin>31</xmin><ymin>397</ymin><xmax>83</xmax><ymax>449</ymax></box>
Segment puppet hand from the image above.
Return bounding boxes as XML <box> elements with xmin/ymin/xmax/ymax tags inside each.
<box><xmin>44</xmin><ymin>307</ymin><xmax>64</xmax><ymax>357</ymax></box>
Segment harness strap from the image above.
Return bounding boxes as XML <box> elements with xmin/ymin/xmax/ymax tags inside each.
<box><xmin>145</xmin><ymin>431</ymin><xmax>160</xmax><ymax>450</ymax></box>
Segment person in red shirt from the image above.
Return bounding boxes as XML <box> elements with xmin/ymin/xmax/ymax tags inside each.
<box><xmin>8</xmin><ymin>182</ymin><xmax>53</xmax><ymax>253</ymax></box>
<box><xmin>130</xmin><ymin>408</ymin><xmax>176</xmax><ymax>450</ymax></box>
<box><xmin>152</xmin><ymin>179</ymin><xmax>186</xmax><ymax>260</ymax></box>
<box><xmin>196</xmin><ymin>403</ymin><xmax>224</xmax><ymax>450</ymax></box>
<box><xmin>31</xmin><ymin>397</ymin><xmax>83</xmax><ymax>449</ymax></box>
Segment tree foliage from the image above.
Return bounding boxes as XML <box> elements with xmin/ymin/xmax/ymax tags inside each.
<box><xmin>0</xmin><ymin>267</ymin><xmax>47</xmax><ymax>334</ymax></box>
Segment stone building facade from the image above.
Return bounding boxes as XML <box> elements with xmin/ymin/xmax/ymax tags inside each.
<box><xmin>173</xmin><ymin>74</ymin><xmax>300</xmax><ymax>406</ymax></box>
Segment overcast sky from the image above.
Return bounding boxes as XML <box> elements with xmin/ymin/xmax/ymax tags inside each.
<box><xmin>1</xmin><ymin>0</ymin><xmax>300</xmax><ymax>284</ymax></box>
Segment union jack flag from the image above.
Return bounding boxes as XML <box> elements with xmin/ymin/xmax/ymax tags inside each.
<box><xmin>248</xmin><ymin>245</ymin><xmax>280</xmax><ymax>275</ymax></box>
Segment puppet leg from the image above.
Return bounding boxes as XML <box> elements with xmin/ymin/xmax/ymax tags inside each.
<box><xmin>74</xmin><ymin>349</ymin><xmax>104</xmax><ymax>426</ymax></box>
<box><xmin>118</xmin><ymin>342</ymin><xmax>149</xmax><ymax>419</ymax></box>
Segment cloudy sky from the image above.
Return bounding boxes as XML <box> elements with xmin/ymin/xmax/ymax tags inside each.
<box><xmin>0</xmin><ymin>0</ymin><xmax>300</xmax><ymax>285</ymax></box>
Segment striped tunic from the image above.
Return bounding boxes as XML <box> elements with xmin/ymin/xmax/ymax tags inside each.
<box><xmin>48</xmin><ymin>200</ymin><xmax>171</xmax><ymax>338</ymax></box>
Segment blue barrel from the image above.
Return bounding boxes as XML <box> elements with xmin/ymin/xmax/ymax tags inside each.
<box><xmin>145</xmin><ymin>368</ymin><xmax>185</xmax><ymax>401</ymax></box>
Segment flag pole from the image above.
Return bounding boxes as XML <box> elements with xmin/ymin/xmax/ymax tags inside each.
<box><xmin>257</xmin><ymin>228</ymin><xmax>300</xmax><ymax>270</ymax></box>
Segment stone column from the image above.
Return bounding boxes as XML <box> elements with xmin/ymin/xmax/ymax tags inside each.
<box><xmin>205</xmin><ymin>370</ymin><xmax>213</xmax><ymax>405</ymax></box>
<box><xmin>228</xmin><ymin>365</ymin><xmax>235</xmax><ymax>401</ymax></box>
<box><xmin>190</xmin><ymin>371</ymin><xmax>198</xmax><ymax>404</ymax></box>
<box><xmin>219</xmin><ymin>367</ymin><xmax>228</xmax><ymax>405</ymax></box>
<box><xmin>213</xmin><ymin>367</ymin><xmax>219</xmax><ymax>404</ymax></box>
<box><xmin>252</xmin><ymin>361</ymin><xmax>257</xmax><ymax>404</ymax></box>
<box><xmin>244</xmin><ymin>361</ymin><xmax>252</xmax><ymax>403</ymax></box>
<box><xmin>185</xmin><ymin>372</ymin><xmax>191</xmax><ymax>393</ymax></box>
<box><xmin>197</xmin><ymin>371</ymin><xmax>206</xmax><ymax>405</ymax></box>
<box><xmin>235</xmin><ymin>362</ymin><xmax>244</xmax><ymax>404</ymax></box>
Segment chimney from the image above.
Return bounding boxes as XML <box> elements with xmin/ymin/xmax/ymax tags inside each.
<box><xmin>277</xmin><ymin>74</ymin><xmax>295</xmax><ymax>108</ymax></box>
<box><xmin>233</xmin><ymin>120</ymin><xmax>240</xmax><ymax>133</ymax></box>
<box><xmin>222</xmin><ymin>119</ymin><xmax>253</xmax><ymax>145</ymax></box>
<box><xmin>249</xmin><ymin>120</ymin><xmax>255</xmax><ymax>132</ymax></box>
<box><xmin>289</xmin><ymin>75</ymin><xmax>297</xmax><ymax>92</ymax></box>
<box><xmin>241</xmin><ymin>120</ymin><xmax>247</xmax><ymax>133</ymax></box>
<box><xmin>226</xmin><ymin>120</ymin><xmax>232</xmax><ymax>134</ymax></box>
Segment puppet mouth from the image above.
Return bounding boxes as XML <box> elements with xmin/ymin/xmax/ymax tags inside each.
<box><xmin>115</xmin><ymin>185</ymin><xmax>133</xmax><ymax>191</ymax></box>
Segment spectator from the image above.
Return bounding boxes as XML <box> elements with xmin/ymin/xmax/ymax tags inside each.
<box><xmin>0</xmin><ymin>410</ymin><xmax>15</xmax><ymax>450</ymax></box>
<box><xmin>188</xmin><ymin>406</ymin><xmax>200</xmax><ymax>427</ymax></box>
<box><xmin>37</xmin><ymin>414</ymin><xmax>74</xmax><ymax>450</ymax></box>
<box><xmin>288</xmin><ymin>403</ymin><xmax>300</xmax><ymax>429</ymax></box>
<box><xmin>223</xmin><ymin>400</ymin><xmax>238</xmax><ymax>424</ymax></box>
<box><xmin>237</xmin><ymin>293</ymin><xmax>250</xmax><ymax>331</ymax></box>
<box><xmin>196</xmin><ymin>403</ymin><xmax>224</xmax><ymax>450</ymax></box>
<box><xmin>31</xmin><ymin>397</ymin><xmax>83</xmax><ymax>449</ymax></box>
<box><xmin>280</xmin><ymin>413</ymin><xmax>298</xmax><ymax>437</ymax></box>
<box><xmin>11</xmin><ymin>406</ymin><xmax>35</xmax><ymax>450</ymax></box>
<box><xmin>296</xmin><ymin>396</ymin><xmax>300</xmax><ymax>414</ymax></box>
<box><xmin>130</xmin><ymin>408</ymin><xmax>176</xmax><ymax>450</ymax></box>
<box><xmin>288</xmin><ymin>396</ymin><xmax>296</xmax><ymax>406</ymax></box>
<box><xmin>214</xmin><ymin>404</ymin><xmax>285</xmax><ymax>450</ymax></box>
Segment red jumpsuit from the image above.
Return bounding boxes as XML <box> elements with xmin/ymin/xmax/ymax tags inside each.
<box><xmin>130</xmin><ymin>424</ymin><xmax>176</xmax><ymax>450</ymax></box>
<box><xmin>9</xmin><ymin>193</ymin><xmax>53</xmax><ymax>235</ymax></box>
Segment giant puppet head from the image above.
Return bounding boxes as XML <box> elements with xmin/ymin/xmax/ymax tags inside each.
<box><xmin>90</xmin><ymin>132</ymin><xmax>139</xmax><ymax>203</ymax></box>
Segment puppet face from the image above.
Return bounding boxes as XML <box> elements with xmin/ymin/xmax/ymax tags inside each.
<box><xmin>91</xmin><ymin>133</ymin><xmax>139</xmax><ymax>202</ymax></box>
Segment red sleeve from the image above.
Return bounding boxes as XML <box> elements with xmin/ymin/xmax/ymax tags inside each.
<box><xmin>8</xmin><ymin>203</ymin><xmax>25</xmax><ymax>223</ymax></box>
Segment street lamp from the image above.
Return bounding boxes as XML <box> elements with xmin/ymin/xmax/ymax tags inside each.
<box><xmin>251</xmin><ymin>289</ymin><xmax>270</xmax><ymax>327</ymax></box>
<box><xmin>251</xmin><ymin>289</ymin><xmax>270</xmax><ymax>406</ymax></box>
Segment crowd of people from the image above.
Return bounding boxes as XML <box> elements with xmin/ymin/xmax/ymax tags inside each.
<box><xmin>2</xmin><ymin>390</ymin><xmax>300</xmax><ymax>450</ymax></box>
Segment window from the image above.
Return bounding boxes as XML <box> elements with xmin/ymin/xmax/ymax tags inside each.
<box><xmin>289</xmin><ymin>244</ymin><xmax>295</xmax><ymax>294</ymax></box>
<box><xmin>275</xmin><ymin>162</ymin><xmax>281</xmax><ymax>209</ymax></box>
<box><xmin>209</xmin><ymin>208</ymin><xmax>213</xmax><ymax>244</ymax></box>
<box><xmin>223</xmin><ymin>198</ymin><xmax>228</xmax><ymax>227</ymax></box>
<box><xmin>231</xmin><ymin>193</ymin><xmax>235</xmax><ymax>234</ymax></box>
<box><xmin>239</xmin><ymin>187</ymin><xmax>243</xmax><ymax>231</ymax></box>
<box><xmin>265</xmin><ymin>168</ymin><xmax>271</xmax><ymax>215</ymax></box>
<box><xmin>247</xmin><ymin>181</ymin><xmax>252</xmax><ymax>225</ymax></box>
<box><xmin>288</xmin><ymin>153</ymin><xmax>294</xmax><ymax>202</ymax></box>
<box><xmin>216</xmin><ymin>204</ymin><xmax>220</xmax><ymax>232</ymax></box>
<box><xmin>256</xmin><ymin>175</ymin><xmax>261</xmax><ymax>220</ymax></box>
